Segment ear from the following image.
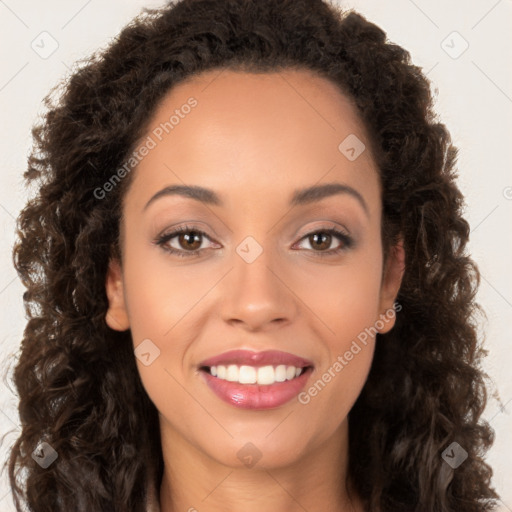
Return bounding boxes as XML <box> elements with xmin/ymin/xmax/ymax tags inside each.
<box><xmin>376</xmin><ymin>238</ymin><xmax>405</xmax><ymax>334</ymax></box>
<box><xmin>105</xmin><ymin>258</ymin><xmax>130</xmax><ymax>331</ymax></box>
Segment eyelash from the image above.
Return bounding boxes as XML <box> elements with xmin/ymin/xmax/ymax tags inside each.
<box><xmin>154</xmin><ymin>224</ymin><xmax>354</xmax><ymax>259</ymax></box>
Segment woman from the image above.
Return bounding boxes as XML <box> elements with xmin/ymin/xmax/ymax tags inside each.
<box><xmin>6</xmin><ymin>0</ymin><xmax>499</xmax><ymax>510</ymax></box>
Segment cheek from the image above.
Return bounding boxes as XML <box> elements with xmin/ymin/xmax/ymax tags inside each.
<box><xmin>294</xmin><ymin>264</ymin><xmax>381</xmax><ymax>434</ymax></box>
<box><xmin>120</xmin><ymin>241</ymin><xmax>221</xmax><ymax>406</ymax></box>
<box><xmin>291</xmin><ymin>247</ymin><xmax>382</xmax><ymax>420</ymax></box>
<box><xmin>296</xmin><ymin>340</ymin><xmax>374</xmax><ymax>449</ymax></box>
<box><xmin>122</xmin><ymin>235</ymin><xmax>212</xmax><ymax>339</ymax></box>
<box><xmin>289</xmin><ymin>242</ymin><xmax>384</xmax><ymax>343</ymax></box>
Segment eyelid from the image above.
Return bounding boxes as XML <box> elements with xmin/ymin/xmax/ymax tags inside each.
<box><xmin>294</xmin><ymin>220</ymin><xmax>350</xmax><ymax>238</ymax></box>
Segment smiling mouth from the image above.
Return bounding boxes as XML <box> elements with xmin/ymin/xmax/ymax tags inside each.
<box><xmin>198</xmin><ymin>364</ymin><xmax>314</xmax><ymax>410</ymax></box>
<box><xmin>197</xmin><ymin>349</ymin><xmax>314</xmax><ymax>409</ymax></box>
<box><xmin>200</xmin><ymin>364</ymin><xmax>311</xmax><ymax>386</ymax></box>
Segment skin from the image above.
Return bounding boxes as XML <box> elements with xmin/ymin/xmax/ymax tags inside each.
<box><xmin>105</xmin><ymin>68</ymin><xmax>405</xmax><ymax>512</ymax></box>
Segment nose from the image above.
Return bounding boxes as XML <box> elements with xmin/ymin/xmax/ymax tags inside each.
<box><xmin>219</xmin><ymin>240</ymin><xmax>298</xmax><ymax>332</ymax></box>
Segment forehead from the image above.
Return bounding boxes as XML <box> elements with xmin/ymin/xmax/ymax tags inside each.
<box><xmin>156</xmin><ymin>67</ymin><xmax>370</xmax><ymax>147</ymax></box>
<box><xmin>126</xmin><ymin>68</ymin><xmax>379</xmax><ymax>211</ymax></box>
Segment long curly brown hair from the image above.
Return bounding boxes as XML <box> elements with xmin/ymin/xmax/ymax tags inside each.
<box><xmin>3</xmin><ymin>0</ymin><xmax>500</xmax><ymax>510</ymax></box>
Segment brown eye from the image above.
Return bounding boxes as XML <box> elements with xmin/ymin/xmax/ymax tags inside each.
<box><xmin>294</xmin><ymin>228</ymin><xmax>353</xmax><ymax>257</ymax></box>
<box><xmin>308</xmin><ymin>232</ymin><xmax>333</xmax><ymax>251</ymax></box>
<box><xmin>155</xmin><ymin>225</ymin><xmax>218</xmax><ymax>258</ymax></box>
<box><xmin>177</xmin><ymin>231</ymin><xmax>203</xmax><ymax>251</ymax></box>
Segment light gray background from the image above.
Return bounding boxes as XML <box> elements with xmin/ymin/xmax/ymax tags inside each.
<box><xmin>0</xmin><ymin>0</ymin><xmax>510</xmax><ymax>510</ymax></box>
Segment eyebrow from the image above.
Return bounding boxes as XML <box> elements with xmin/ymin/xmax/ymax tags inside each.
<box><xmin>143</xmin><ymin>182</ymin><xmax>369</xmax><ymax>215</ymax></box>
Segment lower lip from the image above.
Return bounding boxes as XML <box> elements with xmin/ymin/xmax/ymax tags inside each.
<box><xmin>200</xmin><ymin>368</ymin><xmax>312</xmax><ymax>410</ymax></box>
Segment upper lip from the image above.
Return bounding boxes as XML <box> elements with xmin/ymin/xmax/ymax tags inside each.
<box><xmin>198</xmin><ymin>349</ymin><xmax>313</xmax><ymax>369</ymax></box>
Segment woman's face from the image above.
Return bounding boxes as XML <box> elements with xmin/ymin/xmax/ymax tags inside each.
<box><xmin>105</xmin><ymin>68</ymin><xmax>404</xmax><ymax>470</ymax></box>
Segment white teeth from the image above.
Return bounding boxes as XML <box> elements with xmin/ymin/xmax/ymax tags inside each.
<box><xmin>286</xmin><ymin>366</ymin><xmax>296</xmax><ymax>380</ymax></box>
<box><xmin>208</xmin><ymin>364</ymin><xmax>305</xmax><ymax>385</ymax></box>
<box><xmin>257</xmin><ymin>365</ymin><xmax>275</xmax><ymax>385</ymax></box>
<box><xmin>226</xmin><ymin>364</ymin><xmax>239</xmax><ymax>382</ymax></box>
<box><xmin>239</xmin><ymin>365</ymin><xmax>257</xmax><ymax>384</ymax></box>
<box><xmin>216</xmin><ymin>365</ymin><xmax>226</xmax><ymax>379</ymax></box>
<box><xmin>275</xmin><ymin>365</ymin><xmax>287</xmax><ymax>382</ymax></box>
